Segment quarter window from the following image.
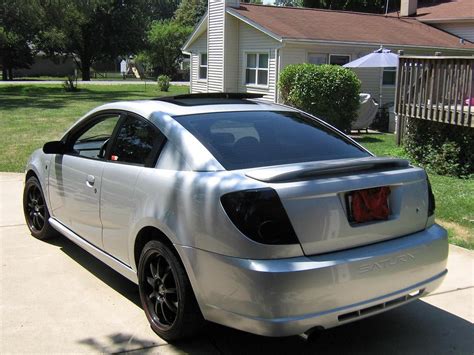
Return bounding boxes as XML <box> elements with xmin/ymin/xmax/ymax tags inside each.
<box><xmin>329</xmin><ymin>54</ymin><xmax>351</xmax><ymax>66</ymax></box>
<box><xmin>109</xmin><ymin>116</ymin><xmax>164</xmax><ymax>167</ymax></box>
<box><xmin>199</xmin><ymin>53</ymin><xmax>207</xmax><ymax>80</ymax></box>
<box><xmin>245</xmin><ymin>53</ymin><xmax>269</xmax><ymax>86</ymax></box>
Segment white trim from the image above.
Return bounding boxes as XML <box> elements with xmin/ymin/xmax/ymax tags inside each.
<box><xmin>182</xmin><ymin>14</ymin><xmax>209</xmax><ymax>51</ymax></box>
<box><xmin>328</xmin><ymin>54</ymin><xmax>351</xmax><ymax>65</ymax></box>
<box><xmin>226</xmin><ymin>8</ymin><xmax>282</xmax><ymax>42</ymax></box>
<box><xmin>243</xmin><ymin>51</ymin><xmax>270</xmax><ymax>88</ymax></box>
<box><xmin>284</xmin><ymin>38</ymin><xmax>474</xmax><ymax>52</ymax></box>
<box><xmin>417</xmin><ymin>18</ymin><xmax>474</xmax><ymax>24</ymax></box>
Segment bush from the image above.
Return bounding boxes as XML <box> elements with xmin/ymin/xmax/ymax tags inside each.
<box><xmin>278</xmin><ymin>63</ymin><xmax>361</xmax><ymax>131</ymax></box>
<box><xmin>157</xmin><ymin>74</ymin><xmax>170</xmax><ymax>92</ymax></box>
<box><xmin>62</xmin><ymin>75</ymin><xmax>78</xmax><ymax>92</ymax></box>
<box><xmin>404</xmin><ymin>119</ymin><xmax>474</xmax><ymax>177</ymax></box>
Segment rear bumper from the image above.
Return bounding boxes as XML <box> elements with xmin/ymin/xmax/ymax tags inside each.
<box><xmin>177</xmin><ymin>224</ymin><xmax>448</xmax><ymax>337</ymax></box>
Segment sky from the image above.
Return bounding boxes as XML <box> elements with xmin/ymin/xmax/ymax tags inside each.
<box><xmin>262</xmin><ymin>0</ymin><xmax>276</xmax><ymax>4</ymax></box>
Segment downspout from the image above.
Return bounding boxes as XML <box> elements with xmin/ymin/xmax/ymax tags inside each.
<box><xmin>183</xmin><ymin>50</ymin><xmax>192</xmax><ymax>93</ymax></box>
<box><xmin>274</xmin><ymin>42</ymin><xmax>285</xmax><ymax>103</ymax></box>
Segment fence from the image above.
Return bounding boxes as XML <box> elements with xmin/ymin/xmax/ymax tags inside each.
<box><xmin>395</xmin><ymin>56</ymin><xmax>474</xmax><ymax>144</ymax></box>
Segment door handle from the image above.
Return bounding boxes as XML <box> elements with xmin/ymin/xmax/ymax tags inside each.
<box><xmin>86</xmin><ymin>175</ymin><xmax>95</xmax><ymax>187</ymax></box>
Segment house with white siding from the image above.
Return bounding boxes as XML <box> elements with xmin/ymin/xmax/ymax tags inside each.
<box><xmin>414</xmin><ymin>0</ymin><xmax>474</xmax><ymax>43</ymax></box>
<box><xmin>182</xmin><ymin>0</ymin><xmax>474</xmax><ymax>104</ymax></box>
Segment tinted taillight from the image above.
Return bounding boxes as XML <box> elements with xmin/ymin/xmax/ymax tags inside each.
<box><xmin>220</xmin><ymin>188</ymin><xmax>299</xmax><ymax>245</ymax></box>
<box><xmin>427</xmin><ymin>177</ymin><xmax>435</xmax><ymax>217</ymax></box>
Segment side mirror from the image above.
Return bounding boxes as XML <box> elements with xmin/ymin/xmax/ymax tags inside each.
<box><xmin>43</xmin><ymin>141</ymin><xmax>66</xmax><ymax>155</ymax></box>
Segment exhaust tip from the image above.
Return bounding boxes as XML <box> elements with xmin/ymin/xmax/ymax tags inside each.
<box><xmin>302</xmin><ymin>326</ymin><xmax>325</xmax><ymax>343</ymax></box>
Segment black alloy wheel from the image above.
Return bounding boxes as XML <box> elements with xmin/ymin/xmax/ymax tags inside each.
<box><xmin>144</xmin><ymin>253</ymin><xmax>179</xmax><ymax>328</ymax></box>
<box><xmin>25</xmin><ymin>182</ymin><xmax>45</xmax><ymax>232</ymax></box>
<box><xmin>138</xmin><ymin>240</ymin><xmax>203</xmax><ymax>341</ymax></box>
<box><xmin>23</xmin><ymin>176</ymin><xmax>56</xmax><ymax>240</ymax></box>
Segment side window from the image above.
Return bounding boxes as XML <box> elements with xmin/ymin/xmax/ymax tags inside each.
<box><xmin>109</xmin><ymin>116</ymin><xmax>164</xmax><ymax>167</ymax></box>
<box><xmin>72</xmin><ymin>114</ymin><xmax>121</xmax><ymax>159</ymax></box>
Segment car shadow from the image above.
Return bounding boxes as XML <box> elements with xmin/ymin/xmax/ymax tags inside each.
<box><xmin>49</xmin><ymin>236</ymin><xmax>473</xmax><ymax>354</ymax></box>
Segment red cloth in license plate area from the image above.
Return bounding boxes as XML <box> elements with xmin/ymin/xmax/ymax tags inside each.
<box><xmin>351</xmin><ymin>187</ymin><xmax>390</xmax><ymax>223</ymax></box>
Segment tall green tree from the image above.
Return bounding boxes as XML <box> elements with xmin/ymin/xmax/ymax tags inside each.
<box><xmin>0</xmin><ymin>0</ymin><xmax>43</xmax><ymax>80</ymax></box>
<box><xmin>39</xmin><ymin>0</ymin><xmax>150</xmax><ymax>81</ymax></box>
<box><xmin>140</xmin><ymin>20</ymin><xmax>192</xmax><ymax>76</ymax></box>
<box><xmin>174</xmin><ymin>0</ymin><xmax>207</xmax><ymax>27</ymax></box>
<box><xmin>300</xmin><ymin>0</ymin><xmax>385</xmax><ymax>13</ymax></box>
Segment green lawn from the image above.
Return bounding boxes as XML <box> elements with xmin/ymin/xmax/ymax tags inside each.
<box><xmin>353</xmin><ymin>132</ymin><xmax>473</xmax><ymax>249</ymax></box>
<box><xmin>0</xmin><ymin>84</ymin><xmax>188</xmax><ymax>172</ymax></box>
<box><xmin>0</xmin><ymin>85</ymin><xmax>471</xmax><ymax>248</ymax></box>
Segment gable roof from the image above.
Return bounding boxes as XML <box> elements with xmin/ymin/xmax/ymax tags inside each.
<box><xmin>230</xmin><ymin>4</ymin><xmax>474</xmax><ymax>49</ymax></box>
<box><xmin>415</xmin><ymin>0</ymin><xmax>474</xmax><ymax>22</ymax></box>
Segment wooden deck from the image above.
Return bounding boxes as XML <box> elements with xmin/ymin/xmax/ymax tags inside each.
<box><xmin>395</xmin><ymin>56</ymin><xmax>474</xmax><ymax>143</ymax></box>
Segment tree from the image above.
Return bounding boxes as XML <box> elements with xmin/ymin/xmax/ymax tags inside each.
<box><xmin>39</xmin><ymin>0</ymin><xmax>150</xmax><ymax>81</ymax></box>
<box><xmin>0</xmin><ymin>0</ymin><xmax>43</xmax><ymax>80</ymax></box>
<box><xmin>299</xmin><ymin>0</ymin><xmax>385</xmax><ymax>13</ymax></box>
<box><xmin>140</xmin><ymin>20</ymin><xmax>192</xmax><ymax>76</ymax></box>
<box><xmin>275</xmin><ymin>0</ymin><xmax>302</xmax><ymax>6</ymax></box>
<box><xmin>242</xmin><ymin>0</ymin><xmax>263</xmax><ymax>4</ymax></box>
<box><xmin>144</xmin><ymin>0</ymin><xmax>181</xmax><ymax>22</ymax></box>
<box><xmin>174</xmin><ymin>0</ymin><xmax>207</xmax><ymax>27</ymax></box>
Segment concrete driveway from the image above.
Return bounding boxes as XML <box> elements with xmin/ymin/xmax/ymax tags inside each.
<box><xmin>1</xmin><ymin>172</ymin><xmax>473</xmax><ymax>354</ymax></box>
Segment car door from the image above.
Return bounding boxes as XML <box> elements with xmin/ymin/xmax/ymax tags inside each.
<box><xmin>100</xmin><ymin>113</ymin><xmax>166</xmax><ymax>264</ymax></box>
<box><xmin>48</xmin><ymin>112</ymin><xmax>122</xmax><ymax>247</ymax></box>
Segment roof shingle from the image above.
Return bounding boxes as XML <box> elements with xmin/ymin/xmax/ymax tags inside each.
<box><xmin>416</xmin><ymin>0</ymin><xmax>474</xmax><ymax>21</ymax></box>
<box><xmin>231</xmin><ymin>4</ymin><xmax>474</xmax><ymax>49</ymax></box>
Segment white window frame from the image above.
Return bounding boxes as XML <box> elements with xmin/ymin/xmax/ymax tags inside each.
<box><xmin>198</xmin><ymin>52</ymin><xmax>207</xmax><ymax>81</ymax></box>
<box><xmin>329</xmin><ymin>54</ymin><xmax>351</xmax><ymax>66</ymax></box>
<box><xmin>307</xmin><ymin>53</ymin><xmax>328</xmax><ymax>65</ymax></box>
<box><xmin>244</xmin><ymin>51</ymin><xmax>270</xmax><ymax>88</ymax></box>
<box><xmin>382</xmin><ymin>67</ymin><xmax>397</xmax><ymax>86</ymax></box>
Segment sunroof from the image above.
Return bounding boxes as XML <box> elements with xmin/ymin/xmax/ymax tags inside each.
<box><xmin>154</xmin><ymin>93</ymin><xmax>264</xmax><ymax>106</ymax></box>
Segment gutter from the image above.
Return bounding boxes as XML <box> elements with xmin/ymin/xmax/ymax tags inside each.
<box><xmin>283</xmin><ymin>38</ymin><xmax>474</xmax><ymax>51</ymax></box>
<box><xmin>417</xmin><ymin>18</ymin><xmax>474</xmax><ymax>24</ymax></box>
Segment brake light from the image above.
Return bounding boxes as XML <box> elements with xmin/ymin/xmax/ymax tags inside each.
<box><xmin>427</xmin><ymin>177</ymin><xmax>435</xmax><ymax>217</ymax></box>
<box><xmin>220</xmin><ymin>188</ymin><xmax>299</xmax><ymax>245</ymax></box>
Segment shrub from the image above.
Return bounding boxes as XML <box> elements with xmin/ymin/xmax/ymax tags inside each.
<box><xmin>63</xmin><ymin>75</ymin><xmax>78</xmax><ymax>92</ymax></box>
<box><xmin>403</xmin><ymin>119</ymin><xmax>474</xmax><ymax>177</ymax></box>
<box><xmin>278</xmin><ymin>63</ymin><xmax>361</xmax><ymax>131</ymax></box>
<box><xmin>157</xmin><ymin>74</ymin><xmax>170</xmax><ymax>92</ymax></box>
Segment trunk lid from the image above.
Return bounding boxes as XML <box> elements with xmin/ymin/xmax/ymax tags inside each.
<box><xmin>245</xmin><ymin>158</ymin><xmax>429</xmax><ymax>255</ymax></box>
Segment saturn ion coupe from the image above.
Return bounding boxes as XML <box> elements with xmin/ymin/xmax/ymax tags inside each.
<box><xmin>23</xmin><ymin>93</ymin><xmax>448</xmax><ymax>341</ymax></box>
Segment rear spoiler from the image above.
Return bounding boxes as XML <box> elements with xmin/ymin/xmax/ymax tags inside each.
<box><xmin>245</xmin><ymin>157</ymin><xmax>410</xmax><ymax>183</ymax></box>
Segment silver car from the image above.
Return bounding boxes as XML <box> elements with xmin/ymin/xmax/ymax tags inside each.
<box><xmin>23</xmin><ymin>93</ymin><xmax>448</xmax><ymax>341</ymax></box>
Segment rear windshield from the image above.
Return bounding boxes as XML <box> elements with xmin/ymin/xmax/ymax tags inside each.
<box><xmin>174</xmin><ymin>111</ymin><xmax>370</xmax><ymax>170</ymax></box>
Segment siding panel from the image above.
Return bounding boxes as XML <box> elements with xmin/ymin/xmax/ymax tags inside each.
<box><xmin>188</xmin><ymin>31</ymin><xmax>208</xmax><ymax>93</ymax></box>
<box><xmin>208</xmin><ymin>0</ymin><xmax>225</xmax><ymax>92</ymax></box>
<box><xmin>433</xmin><ymin>22</ymin><xmax>474</xmax><ymax>43</ymax></box>
<box><xmin>238</xmin><ymin>23</ymin><xmax>280</xmax><ymax>101</ymax></box>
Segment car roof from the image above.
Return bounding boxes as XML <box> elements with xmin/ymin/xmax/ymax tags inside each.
<box><xmin>86</xmin><ymin>94</ymin><xmax>296</xmax><ymax>119</ymax></box>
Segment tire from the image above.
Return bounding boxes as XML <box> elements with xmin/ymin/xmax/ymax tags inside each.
<box><xmin>23</xmin><ymin>176</ymin><xmax>57</xmax><ymax>240</ymax></box>
<box><xmin>138</xmin><ymin>240</ymin><xmax>204</xmax><ymax>341</ymax></box>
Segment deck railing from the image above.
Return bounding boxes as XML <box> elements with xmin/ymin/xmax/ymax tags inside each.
<box><xmin>395</xmin><ymin>56</ymin><xmax>474</xmax><ymax>144</ymax></box>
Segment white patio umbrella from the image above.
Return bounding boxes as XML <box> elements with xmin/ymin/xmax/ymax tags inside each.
<box><xmin>343</xmin><ymin>46</ymin><xmax>399</xmax><ymax>107</ymax></box>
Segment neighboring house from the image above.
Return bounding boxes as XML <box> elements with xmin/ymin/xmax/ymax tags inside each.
<box><xmin>182</xmin><ymin>0</ymin><xmax>474</xmax><ymax>104</ymax></box>
<box><xmin>13</xmin><ymin>52</ymin><xmax>76</xmax><ymax>78</ymax></box>
<box><xmin>415</xmin><ymin>0</ymin><xmax>474</xmax><ymax>43</ymax></box>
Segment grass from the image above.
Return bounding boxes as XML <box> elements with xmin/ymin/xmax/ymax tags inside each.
<box><xmin>352</xmin><ymin>132</ymin><xmax>473</xmax><ymax>249</ymax></box>
<box><xmin>0</xmin><ymin>85</ymin><xmax>471</xmax><ymax>248</ymax></box>
<box><xmin>0</xmin><ymin>84</ymin><xmax>188</xmax><ymax>172</ymax></box>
